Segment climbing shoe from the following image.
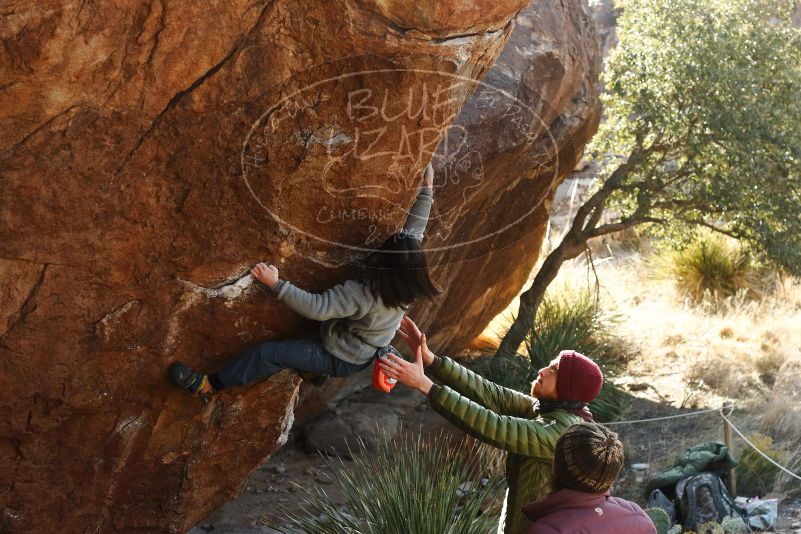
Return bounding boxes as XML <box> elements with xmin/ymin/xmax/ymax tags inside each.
<box><xmin>169</xmin><ymin>361</ymin><xmax>211</xmax><ymax>397</ymax></box>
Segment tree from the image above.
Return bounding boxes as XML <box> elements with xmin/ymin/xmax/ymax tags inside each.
<box><xmin>497</xmin><ymin>0</ymin><xmax>801</xmax><ymax>357</ymax></box>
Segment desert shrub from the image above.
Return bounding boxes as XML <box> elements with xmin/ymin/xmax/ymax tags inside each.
<box><xmin>685</xmin><ymin>348</ymin><xmax>763</xmax><ymax>399</ymax></box>
<box><xmin>773</xmin><ymin>446</ymin><xmax>801</xmax><ymax>498</ymax></box>
<box><xmin>468</xmin><ymin>351</ymin><xmax>535</xmax><ymax>394</ymax></box>
<box><xmin>754</xmin><ymin>348</ymin><xmax>787</xmax><ymax>387</ymax></box>
<box><xmin>734</xmin><ymin>433</ymin><xmax>784</xmax><ymax>496</ymax></box>
<box><xmin>660</xmin><ymin>235</ymin><xmax>758</xmax><ymax>304</ymax></box>
<box><xmin>272</xmin><ymin>433</ymin><xmax>503</xmax><ymax>534</ymax></box>
<box><xmin>526</xmin><ymin>288</ymin><xmax>622</xmax><ymax>367</ymax></box>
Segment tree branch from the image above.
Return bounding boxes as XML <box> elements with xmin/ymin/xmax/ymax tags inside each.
<box><xmin>680</xmin><ymin>218</ymin><xmax>745</xmax><ymax>239</ymax></box>
<box><xmin>573</xmin><ymin>157</ymin><xmax>640</xmax><ymax>233</ymax></box>
<box><xmin>587</xmin><ymin>215</ymin><xmax>663</xmax><ymax>238</ymax></box>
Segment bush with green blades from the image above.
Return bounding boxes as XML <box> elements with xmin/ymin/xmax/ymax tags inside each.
<box><xmin>525</xmin><ymin>289</ymin><xmax>630</xmax><ymax>423</ymax></box>
<box><xmin>657</xmin><ymin>233</ymin><xmax>758</xmax><ymax>303</ymax></box>
<box><xmin>272</xmin><ymin>433</ymin><xmax>503</xmax><ymax>534</ymax></box>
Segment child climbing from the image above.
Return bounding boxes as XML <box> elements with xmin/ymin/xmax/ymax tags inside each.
<box><xmin>169</xmin><ymin>162</ymin><xmax>439</xmax><ymax>397</ymax></box>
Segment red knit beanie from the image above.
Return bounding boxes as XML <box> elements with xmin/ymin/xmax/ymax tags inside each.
<box><xmin>556</xmin><ymin>350</ymin><xmax>603</xmax><ymax>403</ymax></box>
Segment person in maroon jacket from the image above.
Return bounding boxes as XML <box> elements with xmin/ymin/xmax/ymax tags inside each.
<box><xmin>523</xmin><ymin>422</ymin><xmax>656</xmax><ymax>534</ymax></box>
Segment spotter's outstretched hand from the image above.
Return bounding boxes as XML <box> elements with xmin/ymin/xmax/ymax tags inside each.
<box><xmin>379</xmin><ymin>336</ymin><xmax>434</xmax><ymax>395</ymax></box>
<box><xmin>396</xmin><ymin>316</ymin><xmax>436</xmax><ymax>367</ymax></box>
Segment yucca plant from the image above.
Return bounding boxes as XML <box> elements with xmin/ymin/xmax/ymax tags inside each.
<box><xmin>525</xmin><ymin>289</ymin><xmax>630</xmax><ymax>423</ymax></box>
<box><xmin>526</xmin><ymin>289</ymin><xmax>619</xmax><ymax>366</ymax></box>
<box><xmin>662</xmin><ymin>235</ymin><xmax>758</xmax><ymax>303</ymax></box>
<box><xmin>271</xmin><ymin>433</ymin><xmax>503</xmax><ymax>534</ymax></box>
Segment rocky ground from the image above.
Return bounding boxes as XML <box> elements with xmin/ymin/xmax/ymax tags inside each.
<box><xmin>189</xmin><ymin>379</ymin><xmax>457</xmax><ymax>533</ymax></box>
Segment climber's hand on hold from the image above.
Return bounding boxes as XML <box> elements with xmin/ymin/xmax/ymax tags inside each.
<box><xmin>423</xmin><ymin>161</ymin><xmax>434</xmax><ymax>189</ymax></box>
<box><xmin>251</xmin><ymin>262</ymin><xmax>279</xmax><ymax>288</ymax></box>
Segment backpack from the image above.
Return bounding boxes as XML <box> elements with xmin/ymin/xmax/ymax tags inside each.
<box><xmin>675</xmin><ymin>472</ymin><xmax>747</xmax><ymax>531</ymax></box>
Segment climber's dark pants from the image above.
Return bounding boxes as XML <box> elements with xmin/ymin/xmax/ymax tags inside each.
<box><xmin>209</xmin><ymin>337</ymin><xmax>371</xmax><ymax>390</ymax></box>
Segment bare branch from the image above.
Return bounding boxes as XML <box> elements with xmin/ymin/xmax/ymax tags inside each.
<box><xmin>587</xmin><ymin>216</ymin><xmax>664</xmax><ymax>238</ymax></box>
<box><xmin>583</xmin><ymin>200</ymin><xmax>607</xmax><ymax>232</ymax></box>
<box><xmin>572</xmin><ymin>158</ymin><xmax>639</xmax><ymax>232</ymax></box>
<box><xmin>584</xmin><ymin>245</ymin><xmax>601</xmax><ymax>298</ymax></box>
<box><xmin>681</xmin><ymin>218</ymin><xmax>746</xmax><ymax>239</ymax></box>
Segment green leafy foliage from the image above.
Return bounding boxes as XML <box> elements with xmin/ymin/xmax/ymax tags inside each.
<box><xmin>272</xmin><ymin>433</ymin><xmax>503</xmax><ymax>534</ymax></box>
<box><xmin>590</xmin><ymin>0</ymin><xmax>801</xmax><ymax>275</ymax></box>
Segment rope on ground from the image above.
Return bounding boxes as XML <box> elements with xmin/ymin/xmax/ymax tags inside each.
<box><xmin>719</xmin><ymin>408</ymin><xmax>801</xmax><ymax>483</ymax></box>
<box><xmin>600</xmin><ymin>406</ymin><xmax>721</xmax><ymax>426</ymax></box>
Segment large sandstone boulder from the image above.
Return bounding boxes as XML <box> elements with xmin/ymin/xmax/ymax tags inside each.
<box><xmin>411</xmin><ymin>0</ymin><xmax>602</xmax><ymax>351</ymax></box>
<box><xmin>277</xmin><ymin>0</ymin><xmax>603</xmax><ymax>425</ymax></box>
<box><xmin>0</xmin><ymin>0</ymin><xmax>600</xmax><ymax>532</ymax></box>
<box><xmin>0</xmin><ymin>1</ymin><xmax>531</xmax><ymax>532</ymax></box>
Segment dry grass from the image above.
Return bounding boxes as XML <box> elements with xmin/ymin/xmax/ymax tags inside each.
<box><xmin>479</xmin><ymin>254</ymin><xmax>801</xmax><ymax>407</ymax></box>
<box><xmin>590</xmin><ymin>259</ymin><xmax>800</xmax><ymax>407</ymax></box>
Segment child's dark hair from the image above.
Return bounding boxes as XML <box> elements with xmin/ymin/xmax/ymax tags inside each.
<box><xmin>363</xmin><ymin>233</ymin><xmax>442</xmax><ymax>309</ymax></box>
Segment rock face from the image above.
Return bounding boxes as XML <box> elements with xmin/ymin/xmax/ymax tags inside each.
<box><xmin>410</xmin><ymin>0</ymin><xmax>602</xmax><ymax>351</ymax></box>
<box><xmin>0</xmin><ymin>0</ymin><xmax>537</xmax><ymax>532</ymax></box>
<box><xmin>0</xmin><ymin>0</ymin><xmax>599</xmax><ymax>531</ymax></box>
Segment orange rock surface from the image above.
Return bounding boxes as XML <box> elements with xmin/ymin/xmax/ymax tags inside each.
<box><xmin>0</xmin><ymin>0</ymin><xmax>599</xmax><ymax>531</ymax></box>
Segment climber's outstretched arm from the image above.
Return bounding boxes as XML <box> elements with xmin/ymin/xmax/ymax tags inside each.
<box><xmin>401</xmin><ymin>162</ymin><xmax>434</xmax><ymax>240</ymax></box>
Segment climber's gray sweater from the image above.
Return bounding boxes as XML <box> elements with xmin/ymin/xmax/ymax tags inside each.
<box><xmin>271</xmin><ymin>187</ymin><xmax>433</xmax><ymax>364</ymax></box>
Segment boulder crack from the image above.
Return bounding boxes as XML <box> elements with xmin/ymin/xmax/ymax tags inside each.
<box><xmin>116</xmin><ymin>0</ymin><xmax>279</xmax><ymax>175</ymax></box>
<box><xmin>1</xmin><ymin>263</ymin><xmax>49</xmax><ymax>342</ymax></box>
<box><xmin>354</xmin><ymin>2</ymin><xmax>510</xmax><ymax>44</ymax></box>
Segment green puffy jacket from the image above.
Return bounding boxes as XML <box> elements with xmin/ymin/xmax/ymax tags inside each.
<box><xmin>427</xmin><ymin>356</ymin><xmax>584</xmax><ymax>534</ymax></box>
